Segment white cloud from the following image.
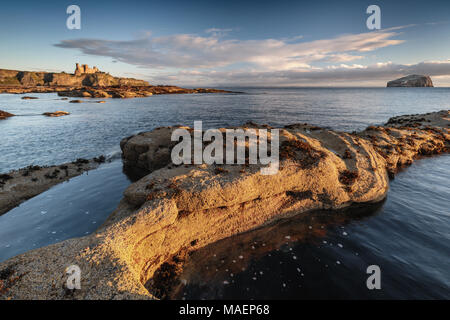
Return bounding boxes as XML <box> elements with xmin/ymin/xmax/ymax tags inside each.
<box><xmin>55</xmin><ymin>29</ymin><xmax>403</xmax><ymax>71</ymax></box>
<box><xmin>147</xmin><ymin>60</ymin><xmax>450</xmax><ymax>86</ymax></box>
<box><xmin>53</xmin><ymin>27</ymin><xmax>450</xmax><ymax>86</ymax></box>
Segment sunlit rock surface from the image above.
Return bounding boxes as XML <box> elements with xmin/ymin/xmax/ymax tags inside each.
<box><xmin>0</xmin><ymin>110</ymin><xmax>448</xmax><ymax>299</ymax></box>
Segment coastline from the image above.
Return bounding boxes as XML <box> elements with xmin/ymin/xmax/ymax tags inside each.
<box><xmin>0</xmin><ymin>157</ymin><xmax>105</xmax><ymax>216</ymax></box>
<box><xmin>0</xmin><ymin>110</ymin><xmax>448</xmax><ymax>299</ymax></box>
<box><xmin>0</xmin><ymin>85</ymin><xmax>235</xmax><ymax>98</ymax></box>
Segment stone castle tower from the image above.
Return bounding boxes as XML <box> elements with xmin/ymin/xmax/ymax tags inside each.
<box><xmin>74</xmin><ymin>63</ymin><xmax>100</xmax><ymax>76</ymax></box>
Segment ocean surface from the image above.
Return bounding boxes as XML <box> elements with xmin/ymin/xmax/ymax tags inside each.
<box><xmin>0</xmin><ymin>87</ymin><xmax>449</xmax><ymax>299</ymax></box>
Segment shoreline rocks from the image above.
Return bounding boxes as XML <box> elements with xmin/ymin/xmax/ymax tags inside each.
<box><xmin>0</xmin><ymin>66</ymin><xmax>234</xmax><ymax>98</ymax></box>
<box><xmin>42</xmin><ymin>111</ymin><xmax>70</xmax><ymax>117</ymax></box>
<box><xmin>0</xmin><ymin>110</ymin><xmax>448</xmax><ymax>300</ymax></box>
<box><xmin>387</xmin><ymin>74</ymin><xmax>433</xmax><ymax>87</ymax></box>
<box><xmin>0</xmin><ymin>67</ymin><xmax>148</xmax><ymax>87</ymax></box>
<box><xmin>0</xmin><ymin>85</ymin><xmax>234</xmax><ymax>98</ymax></box>
<box><xmin>0</xmin><ymin>157</ymin><xmax>105</xmax><ymax>216</ymax></box>
<box><xmin>0</xmin><ymin>110</ymin><xmax>14</xmax><ymax>119</ymax></box>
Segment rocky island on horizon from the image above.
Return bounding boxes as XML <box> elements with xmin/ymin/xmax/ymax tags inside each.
<box><xmin>387</xmin><ymin>74</ymin><xmax>434</xmax><ymax>87</ymax></box>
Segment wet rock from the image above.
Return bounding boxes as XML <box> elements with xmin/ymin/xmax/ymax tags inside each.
<box><xmin>0</xmin><ymin>110</ymin><xmax>448</xmax><ymax>300</ymax></box>
<box><xmin>0</xmin><ymin>158</ymin><xmax>103</xmax><ymax>216</ymax></box>
<box><xmin>21</xmin><ymin>96</ymin><xmax>38</xmax><ymax>100</ymax></box>
<box><xmin>0</xmin><ymin>110</ymin><xmax>14</xmax><ymax>119</ymax></box>
<box><xmin>42</xmin><ymin>111</ymin><xmax>70</xmax><ymax>117</ymax></box>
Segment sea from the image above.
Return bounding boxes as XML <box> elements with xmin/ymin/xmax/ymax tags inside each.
<box><xmin>0</xmin><ymin>87</ymin><xmax>448</xmax><ymax>299</ymax></box>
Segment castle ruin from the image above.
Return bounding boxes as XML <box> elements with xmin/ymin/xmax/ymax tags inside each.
<box><xmin>74</xmin><ymin>63</ymin><xmax>99</xmax><ymax>76</ymax></box>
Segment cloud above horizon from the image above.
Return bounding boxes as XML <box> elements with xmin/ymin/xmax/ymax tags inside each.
<box><xmin>53</xmin><ymin>27</ymin><xmax>450</xmax><ymax>86</ymax></box>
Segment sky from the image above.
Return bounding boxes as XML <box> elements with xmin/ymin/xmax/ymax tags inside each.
<box><xmin>1</xmin><ymin>0</ymin><xmax>450</xmax><ymax>87</ymax></box>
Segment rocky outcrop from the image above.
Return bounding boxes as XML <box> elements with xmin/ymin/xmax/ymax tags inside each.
<box><xmin>0</xmin><ymin>157</ymin><xmax>106</xmax><ymax>216</ymax></box>
<box><xmin>56</xmin><ymin>86</ymin><xmax>231</xmax><ymax>99</ymax></box>
<box><xmin>387</xmin><ymin>74</ymin><xmax>433</xmax><ymax>87</ymax></box>
<box><xmin>0</xmin><ymin>110</ymin><xmax>14</xmax><ymax>119</ymax></box>
<box><xmin>42</xmin><ymin>111</ymin><xmax>70</xmax><ymax>117</ymax></box>
<box><xmin>0</xmin><ymin>66</ymin><xmax>233</xmax><ymax>97</ymax></box>
<box><xmin>0</xmin><ymin>110</ymin><xmax>448</xmax><ymax>300</ymax></box>
<box><xmin>0</xmin><ymin>67</ymin><xmax>149</xmax><ymax>88</ymax></box>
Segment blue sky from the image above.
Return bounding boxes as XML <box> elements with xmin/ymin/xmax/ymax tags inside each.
<box><xmin>1</xmin><ymin>0</ymin><xmax>450</xmax><ymax>86</ymax></box>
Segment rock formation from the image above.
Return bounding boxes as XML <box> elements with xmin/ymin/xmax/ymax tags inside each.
<box><xmin>56</xmin><ymin>86</ymin><xmax>230</xmax><ymax>99</ymax></box>
<box><xmin>0</xmin><ymin>110</ymin><xmax>14</xmax><ymax>120</ymax></box>
<box><xmin>0</xmin><ymin>67</ymin><xmax>149</xmax><ymax>88</ymax></box>
<box><xmin>387</xmin><ymin>74</ymin><xmax>434</xmax><ymax>87</ymax></box>
<box><xmin>0</xmin><ymin>66</ymin><xmax>232</xmax><ymax>98</ymax></box>
<box><xmin>0</xmin><ymin>157</ymin><xmax>105</xmax><ymax>216</ymax></box>
<box><xmin>0</xmin><ymin>110</ymin><xmax>448</xmax><ymax>299</ymax></box>
<box><xmin>42</xmin><ymin>111</ymin><xmax>70</xmax><ymax>117</ymax></box>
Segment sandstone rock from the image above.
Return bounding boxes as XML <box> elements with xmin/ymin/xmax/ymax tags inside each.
<box><xmin>387</xmin><ymin>74</ymin><xmax>433</xmax><ymax>87</ymax></box>
<box><xmin>42</xmin><ymin>111</ymin><xmax>70</xmax><ymax>117</ymax></box>
<box><xmin>17</xmin><ymin>72</ymin><xmax>45</xmax><ymax>86</ymax></box>
<box><xmin>0</xmin><ymin>159</ymin><xmax>101</xmax><ymax>216</ymax></box>
<box><xmin>21</xmin><ymin>96</ymin><xmax>38</xmax><ymax>100</ymax></box>
<box><xmin>0</xmin><ymin>66</ymin><xmax>233</xmax><ymax>98</ymax></box>
<box><xmin>0</xmin><ymin>66</ymin><xmax>150</xmax><ymax>88</ymax></box>
<box><xmin>0</xmin><ymin>110</ymin><xmax>15</xmax><ymax>119</ymax></box>
<box><xmin>1</xmin><ymin>110</ymin><xmax>447</xmax><ymax>300</ymax></box>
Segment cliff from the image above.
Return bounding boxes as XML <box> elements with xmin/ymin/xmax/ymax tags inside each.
<box><xmin>387</xmin><ymin>74</ymin><xmax>433</xmax><ymax>87</ymax></box>
<box><xmin>0</xmin><ymin>68</ymin><xmax>149</xmax><ymax>87</ymax></box>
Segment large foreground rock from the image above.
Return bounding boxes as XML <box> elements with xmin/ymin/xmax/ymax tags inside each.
<box><xmin>387</xmin><ymin>74</ymin><xmax>433</xmax><ymax>87</ymax></box>
<box><xmin>0</xmin><ymin>110</ymin><xmax>448</xmax><ymax>299</ymax></box>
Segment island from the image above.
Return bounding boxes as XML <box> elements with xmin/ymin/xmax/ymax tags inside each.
<box><xmin>387</xmin><ymin>74</ymin><xmax>434</xmax><ymax>87</ymax></box>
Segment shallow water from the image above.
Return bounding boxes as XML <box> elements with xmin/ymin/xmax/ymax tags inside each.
<box><xmin>0</xmin><ymin>160</ymin><xmax>130</xmax><ymax>262</ymax></box>
<box><xmin>0</xmin><ymin>88</ymin><xmax>449</xmax><ymax>298</ymax></box>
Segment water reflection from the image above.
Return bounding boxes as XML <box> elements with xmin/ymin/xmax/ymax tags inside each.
<box><xmin>172</xmin><ymin>202</ymin><xmax>385</xmax><ymax>299</ymax></box>
<box><xmin>168</xmin><ymin>156</ymin><xmax>450</xmax><ymax>300</ymax></box>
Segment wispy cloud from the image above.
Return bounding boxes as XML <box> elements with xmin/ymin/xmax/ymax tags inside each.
<box><xmin>55</xmin><ymin>29</ymin><xmax>403</xmax><ymax>70</ymax></box>
<box><xmin>204</xmin><ymin>28</ymin><xmax>234</xmax><ymax>37</ymax></box>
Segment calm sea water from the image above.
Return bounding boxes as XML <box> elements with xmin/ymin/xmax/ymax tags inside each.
<box><xmin>0</xmin><ymin>88</ymin><xmax>449</xmax><ymax>299</ymax></box>
<box><xmin>1</xmin><ymin>88</ymin><xmax>450</xmax><ymax>172</ymax></box>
